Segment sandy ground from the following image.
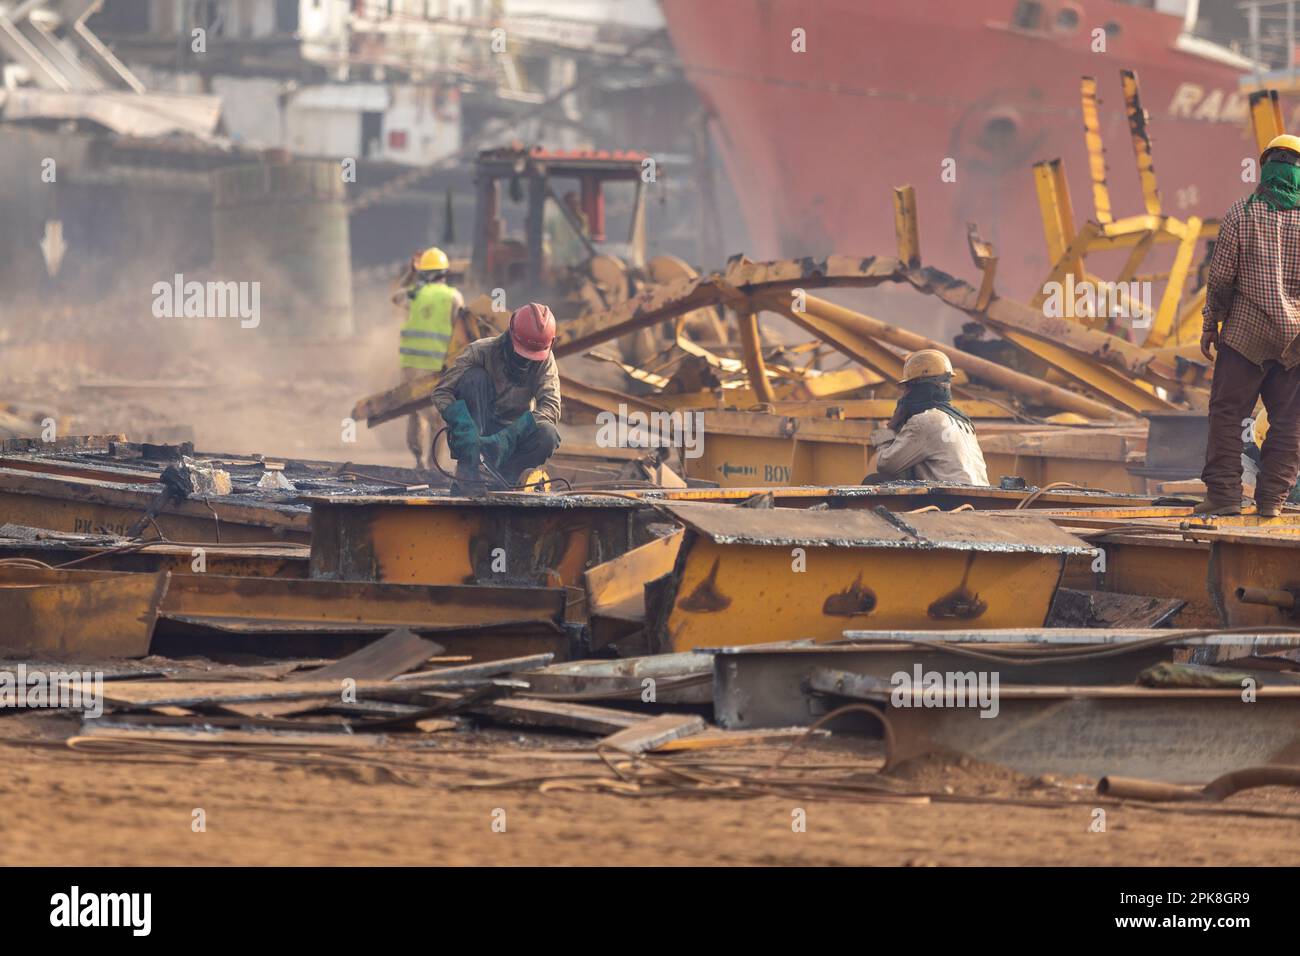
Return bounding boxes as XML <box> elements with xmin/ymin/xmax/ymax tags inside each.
<box><xmin>3</xmin><ymin>706</ymin><xmax>1298</xmax><ymax>867</ymax></box>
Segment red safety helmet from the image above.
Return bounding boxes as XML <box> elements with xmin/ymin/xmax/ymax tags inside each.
<box><xmin>509</xmin><ymin>302</ymin><xmax>557</xmax><ymax>361</ymax></box>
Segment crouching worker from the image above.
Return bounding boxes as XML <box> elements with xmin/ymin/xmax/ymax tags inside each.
<box><xmin>432</xmin><ymin>302</ymin><xmax>561</xmax><ymax>492</ymax></box>
<box><xmin>866</xmin><ymin>349</ymin><xmax>989</xmax><ymax>485</ymax></box>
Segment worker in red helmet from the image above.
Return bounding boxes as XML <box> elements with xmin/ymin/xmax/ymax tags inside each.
<box><xmin>432</xmin><ymin>302</ymin><xmax>561</xmax><ymax>491</ymax></box>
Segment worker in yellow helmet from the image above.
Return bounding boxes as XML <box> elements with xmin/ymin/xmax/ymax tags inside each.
<box><xmin>1199</xmin><ymin>133</ymin><xmax>1300</xmax><ymax>516</ymax></box>
<box><xmin>399</xmin><ymin>247</ymin><xmax>463</xmax><ymax>471</ymax></box>
<box><xmin>866</xmin><ymin>349</ymin><xmax>989</xmax><ymax>485</ymax></box>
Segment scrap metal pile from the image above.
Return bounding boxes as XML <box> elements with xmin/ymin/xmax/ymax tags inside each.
<box><xmin>3</xmin><ymin>431</ymin><xmax>1300</xmax><ymax>803</ymax></box>
<box><xmin>4</xmin><ymin>71</ymin><xmax>1300</xmax><ymax>806</ymax></box>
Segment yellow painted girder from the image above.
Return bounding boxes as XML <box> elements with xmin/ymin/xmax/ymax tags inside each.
<box><xmin>663</xmin><ymin>538</ymin><xmax>1067</xmax><ymax>650</ymax></box>
<box><xmin>736</xmin><ymin>309</ymin><xmax>776</xmax><ymax>404</ymax></box>
<box><xmin>1171</xmin><ymin>285</ymin><xmax>1208</xmax><ymax>346</ymax></box>
<box><xmin>1033</xmin><ymin>159</ymin><xmax>1075</xmax><ymax>271</ymax></box>
<box><xmin>1121</xmin><ymin>69</ymin><xmax>1162</xmax><ymax>217</ymax></box>
<box><xmin>1148</xmin><ymin>215</ymin><xmax>1202</xmax><ymax>348</ymax></box>
<box><xmin>1080</xmin><ymin>76</ymin><xmax>1113</xmax><ymax>224</ymax></box>
<box><xmin>1000</xmin><ymin>329</ymin><xmax>1174</xmax><ymax>413</ymax></box>
<box><xmin>1249</xmin><ymin>89</ymin><xmax>1285</xmax><ymax>155</ymax></box>
<box><xmin>893</xmin><ymin>184</ymin><xmax>921</xmax><ymax>267</ymax></box>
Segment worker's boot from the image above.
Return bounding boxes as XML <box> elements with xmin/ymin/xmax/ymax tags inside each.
<box><xmin>1256</xmin><ymin>499</ymin><xmax>1284</xmax><ymax>518</ymax></box>
<box><xmin>1191</xmin><ymin>497</ymin><xmax>1243</xmax><ymax>516</ymax></box>
<box><xmin>451</xmin><ymin>457</ymin><xmax>486</xmax><ymax>498</ymax></box>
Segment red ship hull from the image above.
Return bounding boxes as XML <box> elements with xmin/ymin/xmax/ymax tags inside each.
<box><xmin>662</xmin><ymin>0</ymin><xmax>1286</xmax><ymax>299</ymax></box>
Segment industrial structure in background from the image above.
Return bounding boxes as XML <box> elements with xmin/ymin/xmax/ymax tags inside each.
<box><xmin>0</xmin><ymin>0</ymin><xmax>725</xmax><ymax>306</ymax></box>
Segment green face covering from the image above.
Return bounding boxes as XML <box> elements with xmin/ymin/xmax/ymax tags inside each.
<box><xmin>1249</xmin><ymin>159</ymin><xmax>1300</xmax><ymax>212</ymax></box>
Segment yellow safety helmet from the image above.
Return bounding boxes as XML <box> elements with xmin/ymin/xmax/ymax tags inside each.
<box><xmin>1263</xmin><ymin>134</ymin><xmax>1300</xmax><ymax>160</ymax></box>
<box><xmin>415</xmin><ymin>247</ymin><xmax>449</xmax><ymax>273</ymax></box>
<box><xmin>900</xmin><ymin>349</ymin><xmax>954</xmax><ymax>383</ymax></box>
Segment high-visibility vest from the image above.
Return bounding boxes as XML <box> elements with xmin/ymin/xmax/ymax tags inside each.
<box><xmin>399</xmin><ymin>282</ymin><xmax>455</xmax><ymax>371</ymax></box>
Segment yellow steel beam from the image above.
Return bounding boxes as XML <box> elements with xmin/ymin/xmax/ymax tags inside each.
<box><xmin>967</xmin><ymin>223</ymin><xmax>998</xmax><ymax>311</ymax></box>
<box><xmin>893</xmin><ymin>184</ymin><xmax>921</xmax><ymax>268</ymax></box>
<box><xmin>735</xmin><ymin>309</ymin><xmax>776</xmax><ymax>405</ymax></box>
<box><xmin>1030</xmin><ymin>221</ymin><xmax>1101</xmax><ymax>317</ymax></box>
<box><xmin>0</xmin><ymin>569</ymin><xmax>168</xmax><ymax>656</ymax></box>
<box><xmin>558</xmin><ymin>375</ymin><xmax>669</xmax><ymax>419</ymax></box>
<box><xmin>759</xmin><ymin>291</ymin><xmax>1132</xmax><ymax>420</ymax></box>
<box><xmin>757</xmin><ymin>297</ymin><xmax>908</xmax><ymax>383</ymax></box>
<box><xmin>997</xmin><ymin>330</ymin><xmax>1173</xmax><ymax>414</ymax></box>
<box><xmin>584</xmin><ymin>528</ymin><xmax>683</xmax><ymax>620</ymax></box>
<box><xmin>1121</xmin><ymin>69</ymin><xmax>1162</xmax><ymax>216</ymax></box>
<box><xmin>1172</xmin><ymin>285</ymin><xmax>1208</xmax><ymax>346</ymax></box>
<box><xmin>1115</xmin><ymin>230</ymin><xmax>1155</xmax><ymax>285</ymax></box>
<box><xmin>1032</xmin><ymin>159</ymin><xmax>1072</xmax><ymax>269</ymax></box>
<box><xmin>904</xmin><ymin>264</ymin><xmax>1199</xmax><ymax>394</ymax></box>
<box><xmin>0</xmin><ymin>469</ymin><xmax>309</xmax><ymax>544</ymax></box>
<box><xmin>1089</xmin><ymin>221</ymin><xmax>1217</xmax><ymax>251</ymax></box>
<box><xmin>1080</xmin><ymin>76</ymin><xmax>1113</xmax><ymax>224</ymax></box>
<box><xmin>1249</xmin><ymin>89</ymin><xmax>1285</xmax><ymax>155</ymax></box>
<box><xmin>659</xmin><ymin>526</ymin><xmax>1074</xmax><ymax>650</ymax></box>
<box><xmin>1147</xmin><ymin>215</ymin><xmax>1202</xmax><ymax>348</ymax></box>
<box><xmin>793</xmin><ymin>366</ymin><xmax>885</xmax><ymax>397</ymax></box>
<box><xmin>666</xmin><ymin>539</ymin><xmax>1068</xmax><ymax>646</ymax></box>
<box><xmin>1101</xmin><ymin>215</ymin><xmax>1164</xmax><ymax>238</ymax></box>
<box><xmin>1207</xmin><ymin>537</ymin><xmax>1300</xmax><ymax>628</ymax></box>
<box><xmin>308</xmin><ymin>497</ymin><xmax>640</xmax><ymax>593</ymax></box>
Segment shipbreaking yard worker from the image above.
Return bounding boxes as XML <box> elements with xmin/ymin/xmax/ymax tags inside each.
<box><xmin>432</xmin><ymin>302</ymin><xmax>562</xmax><ymax>491</ymax></box>
<box><xmin>399</xmin><ymin>246</ymin><xmax>463</xmax><ymax>471</ymax></box>
<box><xmin>1198</xmin><ymin>133</ymin><xmax>1300</xmax><ymax>517</ymax></box>
<box><xmin>866</xmin><ymin>349</ymin><xmax>990</xmax><ymax>485</ymax></box>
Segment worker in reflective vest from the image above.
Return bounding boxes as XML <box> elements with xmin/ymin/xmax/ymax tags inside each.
<box><xmin>400</xmin><ymin>247</ymin><xmax>463</xmax><ymax>470</ymax></box>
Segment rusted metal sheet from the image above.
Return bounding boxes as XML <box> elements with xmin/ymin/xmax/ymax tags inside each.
<box><xmin>520</xmin><ymin>651</ymin><xmax>713</xmax><ymax>705</ymax></box>
<box><xmin>1045</xmin><ymin>588</ymin><xmax>1185</xmax><ymax>628</ymax></box>
<box><xmin>0</xmin><ymin>570</ymin><xmax>168</xmax><ymax>657</ymax></box>
<box><xmin>635</xmin><ymin>483</ymin><xmax>1162</xmax><ymax>510</ymax></box>
<box><xmin>583</xmin><ymin>528</ymin><xmax>683</xmax><ymax>649</ymax></box>
<box><xmin>307</xmin><ymin>494</ymin><xmax>644</xmax><ymax>590</ymax></box>
<box><xmin>1201</xmin><ymin>528</ymin><xmax>1300</xmax><ymax>629</ymax></box>
<box><xmin>1057</xmin><ymin>530</ymin><xmax>1218</xmax><ymax>628</ymax></box>
<box><xmin>0</xmin><ymin>467</ymin><xmax>309</xmax><ymax>543</ymax></box>
<box><xmin>837</xmin><ymin>626</ymin><xmax>1299</xmax><ymax>647</ymax></box>
<box><xmin>0</xmin><ymin>535</ymin><xmax>308</xmax><ymax>578</ymax></box>
<box><xmin>648</xmin><ymin>502</ymin><xmax>1090</xmax><ymax>651</ymax></box>
<box><xmin>866</xmin><ymin>685</ymin><xmax>1300</xmax><ymax>782</ymax></box>
<box><xmin>709</xmin><ymin>638</ymin><xmax>1172</xmax><ymax>729</ymax></box>
<box><xmin>0</xmin><ymin>566</ymin><xmax>566</xmax><ymax>636</ymax></box>
<box><xmin>656</xmin><ymin>500</ymin><xmax>1089</xmax><ymax>552</ymax></box>
<box><xmin>283</xmin><ymin>628</ymin><xmax>444</xmax><ymax>682</ymax></box>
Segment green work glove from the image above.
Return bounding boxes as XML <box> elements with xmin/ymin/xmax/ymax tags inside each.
<box><xmin>443</xmin><ymin>400</ymin><xmax>481</xmax><ymax>462</ymax></box>
<box><xmin>481</xmin><ymin>411</ymin><xmax>537</xmax><ymax>468</ymax></box>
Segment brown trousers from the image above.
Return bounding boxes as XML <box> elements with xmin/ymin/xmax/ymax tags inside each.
<box><xmin>1202</xmin><ymin>344</ymin><xmax>1300</xmax><ymax>506</ymax></box>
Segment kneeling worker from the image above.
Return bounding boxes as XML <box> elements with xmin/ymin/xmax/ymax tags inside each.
<box><xmin>432</xmin><ymin>302</ymin><xmax>562</xmax><ymax>490</ymax></box>
<box><xmin>869</xmin><ymin>350</ymin><xmax>989</xmax><ymax>485</ymax></box>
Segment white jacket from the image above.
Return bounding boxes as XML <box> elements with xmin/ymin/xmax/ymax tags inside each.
<box><xmin>872</xmin><ymin>408</ymin><xmax>989</xmax><ymax>485</ymax></box>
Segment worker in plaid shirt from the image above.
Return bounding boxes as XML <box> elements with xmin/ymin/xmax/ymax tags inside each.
<box><xmin>1199</xmin><ymin>134</ymin><xmax>1300</xmax><ymax>517</ymax></box>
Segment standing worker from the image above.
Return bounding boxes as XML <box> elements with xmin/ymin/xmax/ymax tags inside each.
<box><xmin>399</xmin><ymin>247</ymin><xmax>463</xmax><ymax>471</ymax></box>
<box><xmin>432</xmin><ymin>302</ymin><xmax>562</xmax><ymax>492</ymax></box>
<box><xmin>867</xmin><ymin>350</ymin><xmax>989</xmax><ymax>485</ymax></box>
<box><xmin>1199</xmin><ymin>134</ymin><xmax>1300</xmax><ymax>517</ymax></box>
